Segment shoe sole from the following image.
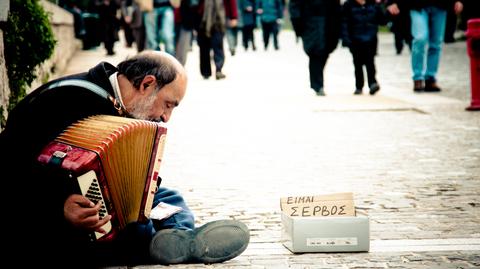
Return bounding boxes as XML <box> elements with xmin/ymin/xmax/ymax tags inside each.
<box><xmin>194</xmin><ymin>220</ymin><xmax>250</xmax><ymax>263</ymax></box>
<box><xmin>150</xmin><ymin>220</ymin><xmax>250</xmax><ymax>264</ymax></box>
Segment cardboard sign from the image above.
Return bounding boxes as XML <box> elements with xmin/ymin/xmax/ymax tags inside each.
<box><xmin>280</xmin><ymin>192</ymin><xmax>355</xmax><ymax>217</ymax></box>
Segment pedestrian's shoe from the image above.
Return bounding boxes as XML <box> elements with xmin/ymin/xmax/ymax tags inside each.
<box><xmin>424</xmin><ymin>79</ymin><xmax>442</xmax><ymax>92</ymax></box>
<box><xmin>369</xmin><ymin>83</ymin><xmax>380</xmax><ymax>95</ymax></box>
<box><xmin>149</xmin><ymin>220</ymin><xmax>250</xmax><ymax>265</ymax></box>
<box><xmin>354</xmin><ymin>88</ymin><xmax>362</xmax><ymax>95</ymax></box>
<box><xmin>230</xmin><ymin>49</ymin><xmax>236</xmax><ymax>56</ymax></box>
<box><xmin>215</xmin><ymin>72</ymin><xmax>226</xmax><ymax>80</ymax></box>
<box><xmin>315</xmin><ymin>87</ymin><xmax>325</xmax><ymax>96</ymax></box>
<box><xmin>413</xmin><ymin>80</ymin><xmax>424</xmax><ymax>93</ymax></box>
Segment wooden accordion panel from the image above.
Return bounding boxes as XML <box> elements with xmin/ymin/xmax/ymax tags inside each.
<box><xmin>37</xmin><ymin>115</ymin><xmax>167</xmax><ymax>241</ymax></box>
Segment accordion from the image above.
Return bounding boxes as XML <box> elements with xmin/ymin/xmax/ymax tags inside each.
<box><xmin>37</xmin><ymin>115</ymin><xmax>167</xmax><ymax>241</ymax></box>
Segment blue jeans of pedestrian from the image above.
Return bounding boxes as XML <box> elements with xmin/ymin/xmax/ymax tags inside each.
<box><xmin>144</xmin><ymin>7</ymin><xmax>176</xmax><ymax>55</ymax></box>
<box><xmin>410</xmin><ymin>7</ymin><xmax>447</xmax><ymax>81</ymax></box>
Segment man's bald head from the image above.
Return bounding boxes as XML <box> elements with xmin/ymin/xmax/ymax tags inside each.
<box><xmin>117</xmin><ymin>50</ymin><xmax>187</xmax><ymax>91</ymax></box>
<box><xmin>116</xmin><ymin>51</ymin><xmax>188</xmax><ymax>123</ymax></box>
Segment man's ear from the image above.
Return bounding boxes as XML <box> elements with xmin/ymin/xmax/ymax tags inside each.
<box><xmin>140</xmin><ymin>75</ymin><xmax>156</xmax><ymax>94</ymax></box>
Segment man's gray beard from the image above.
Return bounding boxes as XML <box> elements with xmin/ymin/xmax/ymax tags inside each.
<box><xmin>128</xmin><ymin>92</ymin><xmax>158</xmax><ymax>121</ymax></box>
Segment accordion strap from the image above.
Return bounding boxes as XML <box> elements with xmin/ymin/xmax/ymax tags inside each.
<box><xmin>46</xmin><ymin>79</ymin><xmax>125</xmax><ymax>115</ymax></box>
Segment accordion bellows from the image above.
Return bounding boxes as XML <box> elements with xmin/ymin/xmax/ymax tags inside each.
<box><xmin>37</xmin><ymin>115</ymin><xmax>167</xmax><ymax>241</ymax></box>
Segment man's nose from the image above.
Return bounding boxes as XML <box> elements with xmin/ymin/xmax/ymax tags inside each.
<box><xmin>161</xmin><ymin>111</ymin><xmax>171</xmax><ymax>123</ymax></box>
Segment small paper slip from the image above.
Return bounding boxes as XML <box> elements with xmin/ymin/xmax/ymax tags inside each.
<box><xmin>149</xmin><ymin>202</ymin><xmax>183</xmax><ymax>221</ymax></box>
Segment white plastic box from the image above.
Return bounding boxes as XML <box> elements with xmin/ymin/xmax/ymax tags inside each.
<box><xmin>281</xmin><ymin>212</ymin><xmax>370</xmax><ymax>253</ymax></box>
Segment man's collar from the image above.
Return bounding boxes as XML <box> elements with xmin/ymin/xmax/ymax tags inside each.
<box><xmin>109</xmin><ymin>72</ymin><xmax>127</xmax><ymax>115</ymax></box>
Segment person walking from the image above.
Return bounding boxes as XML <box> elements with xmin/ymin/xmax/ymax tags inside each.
<box><xmin>289</xmin><ymin>0</ymin><xmax>342</xmax><ymax>96</ymax></box>
<box><xmin>239</xmin><ymin>0</ymin><xmax>258</xmax><ymax>51</ymax></box>
<box><xmin>257</xmin><ymin>0</ymin><xmax>284</xmax><ymax>50</ymax></box>
<box><xmin>341</xmin><ymin>0</ymin><xmax>387</xmax><ymax>95</ymax></box>
<box><xmin>196</xmin><ymin>0</ymin><xmax>239</xmax><ymax>80</ymax></box>
<box><xmin>387</xmin><ymin>0</ymin><xmax>464</xmax><ymax>92</ymax></box>
<box><xmin>143</xmin><ymin>0</ymin><xmax>176</xmax><ymax>55</ymax></box>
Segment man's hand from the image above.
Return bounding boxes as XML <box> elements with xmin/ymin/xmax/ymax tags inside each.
<box><xmin>387</xmin><ymin>3</ymin><xmax>400</xmax><ymax>16</ymax></box>
<box><xmin>229</xmin><ymin>19</ymin><xmax>238</xmax><ymax>28</ymax></box>
<box><xmin>64</xmin><ymin>194</ymin><xmax>111</xmax><ymax>234</ymax></box>
<box><xmin>454</xmin><ymin>1</ymin><xmax>463</xmax><ymax>15</ymax></box>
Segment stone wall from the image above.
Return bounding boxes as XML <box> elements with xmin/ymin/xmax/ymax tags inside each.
<box><xmin>0</xmin><ymin>0</ymin><xmax>10</xmax><ymax>127</ymax></box>
<box><xmin>0</xmin><ymin>0</ymin><xmax>80</xmax><ymax>129</ymax></box>
<box><xmin>28</xmin><ymin>0</ymin><xmax>81</xmax><ymax>93</ymax></box>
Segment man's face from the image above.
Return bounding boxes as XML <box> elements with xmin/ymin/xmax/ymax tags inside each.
<box><xmin>129</xmin><ymin>78</ymin><xmax>186</xmax><ymax>123</ymax></box>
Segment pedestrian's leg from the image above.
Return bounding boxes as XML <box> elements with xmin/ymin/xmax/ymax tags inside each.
<box><xmin>144</xmin><ymin>9</ymin><xmax>160</xmax><ymax>50</ymax></box>
<box><xmin>249</xmin><ymin>25</ymin><xmax>257</xmax><ymax>50</ymax></box>
<box><xmin>425</xmin><ymin>6</ymin><xmax>447</xmax><ymax>82</ymax></box>
<box><xmin>197</xmin><ymin>32</ymin><xmax>213</xmax><ymax>78</ymax></box>
<box><xmin>242</xmin><ymin>27</ymin><xmax>248</xmax><ymax>49</ymax></box>
<box><xmin>365</xmin><ymin>42</ymin><xmax>377</xmax><ymax>86</ymax></box>
<box><xmin>410</xmin><ymin>9</ymin><xmax>429</xmax><ymax>82</ymax></box>
<box><xmin>272</xmin><ymin>22</ymin><xmax>279</xmax><ymax>50</ymax></box>
<box><xmin>350</xmin><ymin>45</ymin><xmax>364</xmax><ymax>92</ymax></box>
<box><xmin>159</xmin><ymin>6</ymin><xmax>176</xmax><ymax>55</ymax></box>
<box><xmin>212</xmin><ymin>30</ymin><xmax>226</xmax><ymax>79</ymax></box>
<box><xmin>394</xmin><ymin>29</ymin><xmax>403</xmax><ymax>54</ymax></box>
<box><xmin>262</xmin><ymin>21</ymin><xmax>269</xmax><ymax>49</ymax></box>
<box><xmin>175</xmin><ymin>27</ymin><xmax>193</xmax><ymax>66</ymax></box>
<box><xmin>309</xmin><ymin>53</ymin><xmax>328</xmax><ymax>95</ymax></box>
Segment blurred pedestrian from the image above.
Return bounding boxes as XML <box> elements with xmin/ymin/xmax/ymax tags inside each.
<box><xmin>341</xmin><ymin>0</ymin><xmax>387</xmax><ymax>95</ymax></box>
<box><xmin>130</xmin><ymin>0</ymin><xmax>147</xmax><ymax>52</ymax></box>
<box><xmin>226</xmin><ymin>0</ymin><xmax>242</xmax><ymax>55</ymax></box>
<box><xmin>239</xmin><ymin>0</ymin><xmax>257</xmax><ymax>51</ymax></box>
<box><xmin>175</xmin><ymin>0</ymin><xmax>200</xmax><ymax>65</ymax></box>
<box><xmin>143</xmin><ymin>0</ymin><xmax>176</xmax><ymax>55</ymax></box>
<box><xmin>196</xmin><ymin>0</ymin><xmax>238</xmax><ymax>80</ymax></box>
<box><xmin>95</xmin><ymin>0</ymin><xmax>121</xmax><ymax>56</ymax></box>
<box><xmin>387</xmin><ymin>0</ymin><xmax>464</xmax><ymax>93</ymax></box>
<box><xmin>289</xmin><ymin>0</ymin><xmax>342</xmax><ymax>96</ymax></box>
<box><xmin>257</xmin><ymin>0</ymin><xmax>284</xmax><ymax>50</ymax></box>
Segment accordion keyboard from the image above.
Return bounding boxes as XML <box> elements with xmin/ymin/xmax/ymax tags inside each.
<box><xmin>77</xmin><ymin>170</ymin><xmax>112</xmax><ymax>240</ymax></box>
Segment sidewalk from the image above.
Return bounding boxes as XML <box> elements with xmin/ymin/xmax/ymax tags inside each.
<box><xmin>63</xmin><ymin>30</ymin><xmax>480</xmax><ymax>268</ymax></box>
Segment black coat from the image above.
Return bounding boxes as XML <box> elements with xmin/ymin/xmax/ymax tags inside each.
<box><xmin>289</xmin><ymin>0</ymin><xmax>341</xmax><ymax>56</ymax></box>
<box><xmin>341</xmin><ymin>0</ymin><xmax>387</xmax><ymax>46</ymax></box>
<box><xmin>0</xmin><ymin>62</ymin><xmax>121</xmax><ymax>266</ymax></box>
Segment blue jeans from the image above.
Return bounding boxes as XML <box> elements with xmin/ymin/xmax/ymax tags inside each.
<box><xmin>128</xmin><ymin>187</ymin><xmax>195</xmax><ymax>238</ymax></box>
<box><xmin>144</xmin><ymin>7</ymin><xmax>175</xmax><ymax>55</ymax></box>
<box><xmin>105</xmin><ymin>187</ymin><xmax>195</xmax><ymax>265</ymax></box>
<box><xmin>410</xmin><ymin>7</ymin><xmax>447</xmax><ymax>81</ymax></box>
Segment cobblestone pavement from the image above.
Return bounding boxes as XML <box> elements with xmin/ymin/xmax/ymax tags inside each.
<box><xmin>62</xmin><ymin>30</ymin><xmax>480</xmax><ymax>268</ymax></box>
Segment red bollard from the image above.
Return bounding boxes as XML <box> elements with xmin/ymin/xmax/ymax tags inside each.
<box><xmin>466</xmin><ymin>19</ymin><xmax>480</xmax><ymax>111</ymax></box>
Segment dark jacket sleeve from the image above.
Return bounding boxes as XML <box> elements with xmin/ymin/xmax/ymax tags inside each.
<box><xmin>340</xmin><ymin>1</ymin><xmax>351</xmax><ymax>47</ymax></box>
<box><xmin>288</xmin><ymin>0</ymin><xmax>304</xmax><ymax>37</ymax></box>
<box><xmin>376</xmin><ymin>2</ymin><xmax>388</xmax><ymax>26</ymax></box>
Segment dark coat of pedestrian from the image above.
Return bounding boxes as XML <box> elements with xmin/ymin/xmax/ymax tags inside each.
<box><xmin>289</xmin><ymin>0</ymin><xmax>341</xmax><ymax>96</ymax></box>
<box><xmin>341</xmin><ymin>0</ymin><xmax>387</xmax><ymax>95</ymax></box>
<box><xmin>386</xmin><ymin>0</ymin><xmax>411</xmax><ymax>54</ymax></box>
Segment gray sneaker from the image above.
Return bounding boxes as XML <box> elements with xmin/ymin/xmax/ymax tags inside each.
<box><xmin>149</xmin><ymin>220</ymin><xmax>250</xmax><ymax>265</ymax></box>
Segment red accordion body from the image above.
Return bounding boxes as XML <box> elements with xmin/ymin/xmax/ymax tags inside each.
<box><xmin>37</xmin><ymin>115</ymin><xmax>167</xmax><ymax>241</ymax></box>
